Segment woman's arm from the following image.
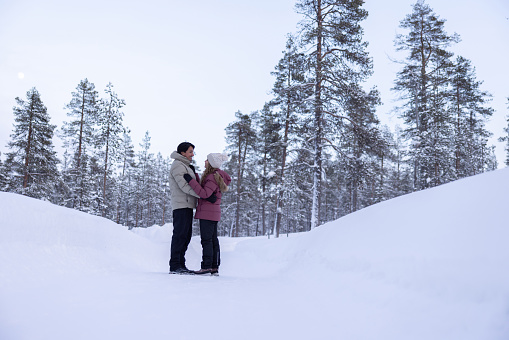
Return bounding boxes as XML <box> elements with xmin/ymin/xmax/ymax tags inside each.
<box><xmin>184</xmin><ymin>174</ymin><xmax>218</xmax><ymax>199</ymax></box>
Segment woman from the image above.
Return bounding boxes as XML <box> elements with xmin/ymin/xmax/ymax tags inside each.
<box><xmin>183</xmin><ymin>153</ymin><xmax>231</xmax><ymax>275</ymax></box>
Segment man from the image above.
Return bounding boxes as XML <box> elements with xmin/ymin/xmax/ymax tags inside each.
<box><xmin>168</xmin><ymin>142</ymin><xmax>201</xmax><ymax>274</ymax></box>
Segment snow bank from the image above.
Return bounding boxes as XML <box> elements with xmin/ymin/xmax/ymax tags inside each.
<box><xmin>1</xmin><ymin>168</ymin><xmax>508</xmax><ymax>340</ymax></box>
<box><xmin>0</xmin><ymin>193</ymin><xmax>165</xmax><ymax>281</ymax></box>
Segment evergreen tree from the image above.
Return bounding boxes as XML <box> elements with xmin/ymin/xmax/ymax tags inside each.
<box><xmin>60</xmin><ymin>79</ymin><xmax>99</xmax><ymax>210</ymax></box>
<box><xmin>393</xmin><ymin>0</ymin><xmax>459</xmax><ymax>190</ymax></box>
<box><xmin>450</xmin><ymin>56</ymin><xmax>494</xmax><ymax>177</ymax></box>
<box><xmin>334</xmin><ymin>84</ymin><xmax>381</xmax><ymax>213</ymax></box>
<box><xmin>95</xmin><ymin>82</ymin><xmax>125</xmax><ymax>217</ymax></box>
<box><xmin>148</xmin><ymin>152</ymin><xmax>171</xmax><ymax>227</ymax></box>
<box><xmin>115</xmin><ymin>129</ymin><xmax>136</xmax><ymax>225</ymax></box>
<box><xmin>222</xmin><ymin>111</ymin><xmax>256</xmax><ymax>237</ymax></box>
<box><xmin>499</xmin><ymin>97</ymin><xmax>509</xmax><ymax>167</ymax></box>
<box><xmin>157</xmin><ymin>154</ymin><xmax>172</xmax><ymax>226</ymax></box>
<box><xmin>88</xmin><ymin>154</ymin><xmax>104</xmax><ymax>214</ymax></box>
<box><xmin>0</xmin><ymin>153</ymin><xmax>7</xmax><ymax>191</ymax></box>
<box><xmin>380</xmin><ymin>125</ymin><xmax>413</xmax><ymax>200</ymax></box>
<box><xmin>252</xmin><ymin>104</ymin><xmax>283</xmax><ymax>237</ymax></box>
<box><xmin>130</xmin><ymin>131</ymin><xmax>164</xmax><ymax>228</ymax></box>
<box><xmin>284</xmin><ymin>134</ymin><xmax>315</xmax><ymax>231</ymax></box>
<box><xmin>270</xmin><ymin>34</ymin><xmax>310</xmax><ymax>237</ymax></box>
<box><xmin>374</xmin><ymin>125</ymin><xmax>398</xmax><ymax>203</ymax></box>
<box><xmin>134</xmin><ymin>132</ymin><xmax>151</xmax><ymax>227</ymax></box>
<box><xmin>4</xmin><ymin>88</ymin><xmax>60</xmax><ymax>200</ymax></box>
<box><xmin>296</xmin><ymin>0</ymin><xmax>373</xmax><ymax>228</ymax></box>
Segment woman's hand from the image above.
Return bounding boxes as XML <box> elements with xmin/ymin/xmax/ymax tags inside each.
<box><xmin>206</xmin><ymin>193</ymin><xmax>217</xmax><ymax>203</ymax></box>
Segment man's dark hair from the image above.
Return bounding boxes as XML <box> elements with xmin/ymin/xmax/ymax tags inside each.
<box><xmin>177</xmin><ymin>142</ymin><xmax>195</xmax><ymax>155</ymax></box>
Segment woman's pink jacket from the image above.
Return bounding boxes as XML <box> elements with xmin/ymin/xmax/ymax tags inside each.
<box><xmin>188</xmin><ymin>169</ymin><xmax>231</xmax><ymax>221</ymax></box>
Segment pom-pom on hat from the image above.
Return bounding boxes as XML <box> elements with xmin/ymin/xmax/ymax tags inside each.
<box><xmin>207</xmin><ymin>153</ymin><xmax>229</xmax><ymax>169</ymax></box>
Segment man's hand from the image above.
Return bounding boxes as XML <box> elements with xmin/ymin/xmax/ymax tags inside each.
<box><xmin>206</xmin><ymin>193</ymin><xmax>217</xmax><ymax>203</ymax></box>
<box><xmin>183</xmin><ymin>174</ymin><xmax>192</xmax><ymax>183</ymax></box>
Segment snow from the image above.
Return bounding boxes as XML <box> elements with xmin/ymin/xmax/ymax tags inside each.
<box><xmin>1</xmin><ymin>168</ymin><xmax>509</xmax><ymax>340</ymax></box>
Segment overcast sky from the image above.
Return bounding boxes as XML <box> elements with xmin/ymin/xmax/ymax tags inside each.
<box><xmin>1</xmin><ymin>0</ymin><xmax>508</xmax><ymax>167</ymax></box>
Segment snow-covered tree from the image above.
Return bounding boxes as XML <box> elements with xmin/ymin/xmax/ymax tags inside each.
<box><xmin>95</xmin><ymin>82</ymin><xmax>125</xmax><ymax>217</ymax></box>
<box><xmin>334</xmin><ymin>84</ymin><xmax>381</xmax><ymax>213</ymax></box>
<box><xmin>222</xmin><ymin>111</ymin><xmax>257</xmax><ymax>237</ymax></box>
<box><xmin>499</xmin><ymin>97</ymin><xmax>509</xmax><ymax>167</ymax></box>
<box><xmin>296</xmin><ymin>0</ymin><xmax>373</xmax><ymax>228</ymax></box>
<box><xmin>393</xmin><ymin>0</ymin><xmax>461</xmax><ymax>189</ymax></box>
<box><xmin>270</xmin><ymin>34</ymin><xmax>310</xmax><ymax>237</ymax></box>
<box><xmin>60</xmin><ymin>79</ymin><xmax>99</xmax><ymax>211</ymax></box>
<box><xmin>155</xmin><ymin>154</ymin><xmax>172</xmax><ymax>226</ymax></box>
<box><xmin>115</xmin><ymin>129</ymin><xmax>136</xmax><ymax>225</ymax></box>
<box><xmin>4</xmin><ymin>88</ymin><xmax>60</xmax><ymax>201</ymax></box>
<box><xmin>449</xmin><ymin>56</ymin><xmax>494</xmax><ymax>177</ymax></box>
<box><xmin>0</xmin><ymin>153</ymin><xmax>7</xmax><ymax>191</ymax></box>
<box><xmin>133</xmin><ymin>132</ymin><xmax>156</xmax><ymax>228</ymax></box>
<box><xmin>382</xmin><ymin>126</ymin><xmax>413</xmax><ymax>199</ymax></box>
<box><xmin>251</xmin><ymin>105</ymin><xmax>281</xmax><ymax>237</ymax></box>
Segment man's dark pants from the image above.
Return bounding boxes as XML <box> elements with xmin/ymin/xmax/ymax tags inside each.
<box><xmin>169</xmin><ymin>208</ymin><xmax>193</xmax><ymax>271</ymax></box>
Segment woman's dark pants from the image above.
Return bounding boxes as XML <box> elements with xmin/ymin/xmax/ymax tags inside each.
<box><xmin>199</xmin><ymin>219</ymin><xmax>220</xmax><ymax>270</ymax></box>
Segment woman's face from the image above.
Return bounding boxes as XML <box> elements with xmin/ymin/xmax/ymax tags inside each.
<box><xmin>205</xmin><ymin>159</ymin><xmax>209</xmax><ymax>167</ymax></box>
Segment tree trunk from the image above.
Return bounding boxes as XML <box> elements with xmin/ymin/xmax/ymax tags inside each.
<box><xmin>311</xmin><ymin>0</ymin><xmax>323</xmax><ymax>230</ymax></box>
<box><xmin>102</xmin><ymin>128</ymin><xmax>110</xmax><ymax>217</ymax></box>
<box><xmin>234</xmin><ymin>128</ymin><xmax>242</xmax><ymax>237</ymax></box>
<box><xmin>274</xmin><ymin>59</ymin><xmax>292</xmax><ymax>238</ymax></box>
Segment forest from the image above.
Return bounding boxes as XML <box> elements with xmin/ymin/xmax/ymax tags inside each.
<box><xmin>1</xmin><ymin>0</ymin><xmax>508</xmax><ymax>237</ymax></box>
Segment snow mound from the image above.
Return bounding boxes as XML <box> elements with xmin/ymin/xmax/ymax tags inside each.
<box><xmin>0</xmin><ymin>193</ymin><xmax>164</xmax><ymax>282</ymax></box>
<box><xmin>1</xmin><ymin>168</ymin><xmax>509</xmax><ymax>340</ymax></box>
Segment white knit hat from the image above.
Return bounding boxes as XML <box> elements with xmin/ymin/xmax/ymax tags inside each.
<box><xmin>207</xmin><ymin>153</ymin><xmax>229</xmax><ymax>169</ymax></box>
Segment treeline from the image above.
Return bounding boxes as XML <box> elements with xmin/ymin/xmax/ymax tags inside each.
<box><xmin>1</xmin><ymin>0</ymin><xmax>508</xmax><ymax>236</ymax></box>
<box><xmin>0</xmin><ymin>81</ymin><xmax>172</xmax><ymax>229</ymax></box>
<box><xmin>216</xmin><ymin>0</ymin><xmax>505</xmax><ymax>237</ymax></box>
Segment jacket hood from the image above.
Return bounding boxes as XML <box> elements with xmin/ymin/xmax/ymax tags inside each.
<box><xmin>171</xmin><ymin>151</ymin><xmax>190</xmax><ymax>165</ymax></box>
<box><xmin>216</xmin><ymin>169</ymin><xmax>232</xmax><ymax>186</ymax></box>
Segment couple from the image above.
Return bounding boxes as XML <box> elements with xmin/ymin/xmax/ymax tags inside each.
<box><xmin>168</xmin><ymin>142</ymin><xmax>231</xmax><ymax>276</ymax></box>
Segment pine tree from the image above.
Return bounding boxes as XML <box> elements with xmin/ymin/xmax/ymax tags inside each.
<box><xmin>0</xmin><ymin>153</ymin><xmax>7</xmax><ymax>191</ymax></box>
<box><xmin>270</xmin><ymin>34</ymin><xmax>310</xmax><ymax>237</ymax></box>
<box><xmin>4</xmin><ymin>88</ymin><xmax>60</xmax><ymax>200</ymax></box>
<box><xmin>393</xmin><ymin>0</ymin><xmax>459</xmax><ymax>190</ymax></box>
<box><xmin>296</xmin><ymin>0</ymin><xmax>373</xmax><ymax>229</ymax></box>
<box><xmin>115</xmin><ymin>129</ymin><xmax>136</xmax><ymax>225</ymax></box>
<box><xmin>284</xmin><ymin>133</ymin><xmax>315</xmax><ymax>231</ymax></box>
<box><xmin>96</xmin><ymin>82</ymin><xmax>125</xmax><ymax>217</ymax></box>
<box><xmin>158</xmin><ymin>154</ymin><xmax>172</xmax><ymax>226</ymax></box>
<box><xmin>499</xmin><ymin>97</ymin><xmax>509</xmax><ymax>167</ymax></box>
<box><xmin>131</xmin><ymin>131</ymin><xmax>161</xmax><ymax>228</ymax></box>
<box><xmin>88</xmin><ymin>154</ymin><xmax>104</xmax><ymax>214</ymax></box>
<box><xmin>253</xmin><ymin>104</ymin><xmax>282</xmax><ymax>237</ymax></box>
<box><xmin>60</xmin><ymin>79</ymin><xmax>99</xmax><ymax>210</ymax></box>
<box><xmin>223</xmin><ymin>111</ymin><xmax>256</xmax><ymax>237</ymax></box>
<box><xmin>380</xmin><ymin>126</ymin><xmax>413</xmax><ymax>200</ymax></box>
<box><xmin>148</xmin><ymin>152</ymin><xmax>170</xmax><ymax>227</ymax></box>
<box><xmin>334</xmin><ymin>84</ymin><xmax>381</xmax><ymax>213</ymax></box>
<box><xmin>450</xmin><ymin>56</ymin><xmax>494</xmax><ymax>177</ymax></box>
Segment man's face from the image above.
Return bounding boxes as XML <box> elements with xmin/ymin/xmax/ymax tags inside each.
<box><xmin>181</xmin><ymin>146</ymin><xmax>194</xmax><ymax>161</ymax></box>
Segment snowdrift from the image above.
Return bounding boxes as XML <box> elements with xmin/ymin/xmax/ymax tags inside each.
<box><xmin>1</xmin><ymin>168</ymin><xmax>509</xmax><ymax>340</ymax></box>
<box><xmin>0</xmin><ymin>193</ymin><xmax>164</xmax><ymax>280</ymax></box>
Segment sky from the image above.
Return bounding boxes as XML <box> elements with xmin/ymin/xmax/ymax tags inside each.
<box><xmin>1</xmin><ymin>0</ymin><xmax>508</xmax><ymax>167</ymax></box>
